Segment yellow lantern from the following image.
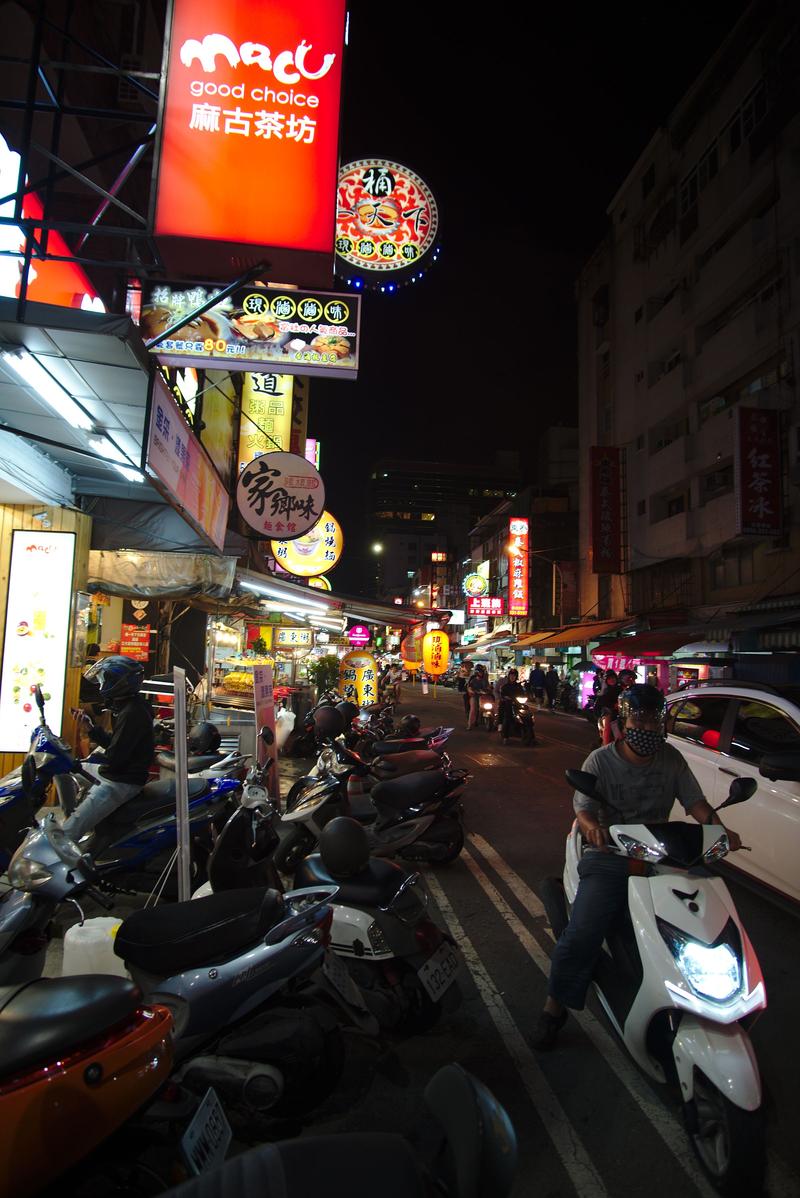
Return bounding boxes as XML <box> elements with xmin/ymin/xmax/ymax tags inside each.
<box><xmin>339</xmin><ymin>650</ymin><xmax>378</xmax><ymax>707</ymax></box>
<box><xmin>422</xmin><ymin>630</ymin><xmax>449</xmax><ymax>676</ymax></box>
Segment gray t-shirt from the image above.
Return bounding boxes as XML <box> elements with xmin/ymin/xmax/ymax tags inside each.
<box><xmin>573</xmin><ymin>741</ymin><xmax>704</xmax><ymax>828</ymax></box>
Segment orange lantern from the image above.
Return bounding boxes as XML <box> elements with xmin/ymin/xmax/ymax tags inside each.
<box><xmin>422</xmin><ymin>630</ymin><xmax>449</xmax><ymax>676</ymax></box>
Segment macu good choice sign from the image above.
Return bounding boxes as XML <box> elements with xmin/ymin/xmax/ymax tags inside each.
<box><xmin>141</xmin><ymin>284</ymin><xmax>360</xmax><ymax>381</ymax></box>
<box><xmin>153</xmin><ymin>0</ymin><xmax>347</xmax><ymax>283</ymax></box>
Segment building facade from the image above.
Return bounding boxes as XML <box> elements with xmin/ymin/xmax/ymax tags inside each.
<box><xmin>577</xmin><ymin>4</ymin><xmax>800</xmax><ymax>630</ymax></box>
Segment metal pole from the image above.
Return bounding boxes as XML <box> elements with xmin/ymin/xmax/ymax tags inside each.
<box><xmin>144</xmin><ymin>262</ymin><xmax>269</xmax><ymax>349</ymax></box>
<box><xmin>173</xmin><ymin>666</ymin><xmax>191</xmax><ymax>902</ymax></box>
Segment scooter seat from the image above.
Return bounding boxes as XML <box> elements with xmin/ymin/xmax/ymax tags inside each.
<box><xmin>140</xmin><ymin>777</ymin><xmax>211</xmax><ymax>804</ymax></box>
<box><xmin>294</xmin><ymin>853</ymin><xmax>407</xmax><ymax>909</ymax></box>
<box><xmin>371</xmin><ymin>739</ymin><xmax>427</xmax><ymax>755</ymax></box>
<box><xmin>115</xmin><ymin>888</ymin><xmax>285</xmax><ymax>976</ymax></box>
<box><xmin>0</xmin><ymin>975</ymin><xmax>140</xmax><ymax>1078</ymax></box>
<box><xmin>156</xmin><ymin>752</ymin><xmax>224</xmax><ymax>771</ymax></box>
<box><xmin>373</xmin><ymin>751</ymin><xmax>442</xmax><ymax>778</ymax></box>
<box><xmin>371</xmin><ymin>770</ymin><xmax>446</xmax><ymax>812</ymax></box>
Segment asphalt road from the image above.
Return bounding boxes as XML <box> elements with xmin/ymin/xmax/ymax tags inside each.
<box><xmin>306</xmin><ymin>683</ymin><xmax>800</xmax><ymax>1198</ymax></box>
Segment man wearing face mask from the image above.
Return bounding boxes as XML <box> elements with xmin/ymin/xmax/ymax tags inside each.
<box><xmin>531</xmin><ymin>684</ymin><xmax>742</xmax><ymax>1049</ymax></box>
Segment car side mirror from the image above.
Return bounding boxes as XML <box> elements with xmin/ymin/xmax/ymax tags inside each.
<box><xmin>759</xmin><ymin>752</ymin><xmax>800</xmax><ymax>783</ymax></box>
<box><xmin>718</xmin><ymin>775</ymin><xmax>757</xmax><ymax>809</ymax></box>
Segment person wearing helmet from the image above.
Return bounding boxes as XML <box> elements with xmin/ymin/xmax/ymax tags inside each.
<box><xmin>65</xmin><ymin>655</ymin><xmax>155</xmax><ymax>841</ymax></box>
<box><xmin>466</xmin><ymin>663</ymin><xmax>491</xmax><ymax>730</ymax></box>
<box><xmin>498</xmin><ymin>668</ymin><xmax>526</xmax><ymax>744</ymax></box>
<box><xmin>531</xmin><ymin>683</ymin><xmax>742</xmax><ymax>1050</ymax></box>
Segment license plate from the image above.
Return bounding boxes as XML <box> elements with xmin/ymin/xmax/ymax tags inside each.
<box><xmin>323</xmin><ymin>950</ymin><xmax>370</xmax><ymax>1012</ymax></box>
<box><xmin>181</xmin><ymin>1087</ymin><xmax>232</xmax><ymax>1176</ymax></box>
<box><xmin>417</xmin><ymin>941</ymin><xmax>460</xmax><ymax>1002</ymax></box>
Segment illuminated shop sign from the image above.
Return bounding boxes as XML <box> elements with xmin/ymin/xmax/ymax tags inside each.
<box><xmin>237</xmin><ymin>450</ymin><xmax>325</xmax><ymax>540</ymax></box>
<box><xmin>339</xmin><ymin>649</ymin><xmax>378</xmax><ymax>706</ymax></box>
<box><xmin>141</xmin><ymin>284</ymin><xmax>360</xmax><ymax>380</ymax></box>
<box><xmin>508</xmin><ymin>518</ymin><xmax>529</xmax><ymax>617</ymax></box>
<box><xmin>0</xmin><ymin>531</ymin><xmax>75</xmax><ymax>752</ymax></box>
<box><xmin>462</xmin><ymin>572</ymin><xmax>488</xmax><ymax>598</ymax></box>
<box><xmin>734</xmin><ymin>407</ymin><xmax>782</xmax><ymax>536</ymax></box>
<box><xmin>335</xmin><ymin>159</ymin><xmax>439</xmax><ymax>288</ymax></box>
<box><xmin>153</xmin><ymin>0</ymin><xmax>347</xmax><ymax>267</ymax></box>
<box><xmin>467</xmin><ymin>596</ymin><xmax>504</xmax><ymax>617</ymax></box>
<box><xmin>589</xmin><ymin>447</ymin><xmax>622</xmax><ymax>574</ymax></box>
<box><xmin>237</xmin><ymin>373</ymin><xmax>294</xmax><ymax>473</ymax></box>
<box><xmin>347</xmin><ymin>624</ymin><xmax>371</xmax><ymax>648</ymax></box>
<box><xmin>275</xmin><ymin>627</ymin><xmax>314</xmax><ymax>648</ymax></box>
<box><xmin>271</xmin><ymin>509</ymin><xmax>343</xmax><ymax>576</ymax></box>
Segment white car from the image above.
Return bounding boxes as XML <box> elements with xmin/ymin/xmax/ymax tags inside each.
<box><xmin>665</xmin><ymin>681</ymin><xmax>800</xmax><ymax>905</ymax></box>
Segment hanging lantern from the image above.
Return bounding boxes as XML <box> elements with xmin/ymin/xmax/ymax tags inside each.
<box><xmin>422</xmin><ymin>630</ymin><xmax>449</xmax><ymax>676</ymax></box>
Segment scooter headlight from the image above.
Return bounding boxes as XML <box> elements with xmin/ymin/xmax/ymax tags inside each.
<box><xmin>8</xmin><ymin>854</ymin><xmax>53</xmax><ymax>890</ymax></box>
<box><xmin>657</xmin><ymin>917</ymin><xmax>742</xmax><ymax>1003</ymax></box>
<box><xmin>482</xmin><ymin>701</ymin><xmax>494</xmax><ymax>711</ymax></box>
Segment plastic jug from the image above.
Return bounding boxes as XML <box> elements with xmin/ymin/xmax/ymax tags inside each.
<box><xmin>61</xmin><ymin>916</ymin><xmax>130</xmax><ymax>978</ymax></box>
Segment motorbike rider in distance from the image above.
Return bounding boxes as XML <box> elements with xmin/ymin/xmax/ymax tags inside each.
<box><xmin>65</xmin><ymin>656</ymin><xmax>155</xmax><ymax>842</ymax></box>
<box><xmin>531</xmin><ymin>684</ymin><xmax>742</xmax><ymax>1049</ymax></box>
<box><xmin>466</xmin><ymin>663</ymin><xmax>491</xmax><ymax>730</ymax></box>
<box><xmin>499</xmin><ymin>669</ymin><xmax>527</xmax><ymax>744</ymax></box>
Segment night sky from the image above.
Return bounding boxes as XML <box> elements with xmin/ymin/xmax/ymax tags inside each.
<box><xmin>312</xmin><ymin>1</ymin><xmax>750</xmax><ymax>593</ymax></box>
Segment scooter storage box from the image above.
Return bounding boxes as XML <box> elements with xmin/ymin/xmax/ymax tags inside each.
<box><xmin>62</xmin><ymin>917</ymin><xmax>131</xmax><ymax>979</ymax></box>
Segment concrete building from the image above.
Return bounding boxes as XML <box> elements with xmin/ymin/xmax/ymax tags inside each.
<box><xmin>577</xmin><ymin>2</ymin><xmax>800</xmax><ymax>636</ymax></box>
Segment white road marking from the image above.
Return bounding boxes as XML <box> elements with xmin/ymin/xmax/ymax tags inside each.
<box><xmin>424</xmin><ymin>871</ymin><xmax>609</xmax><ymax>1198</ymax></box>
<box><xmin>468</xmin><ymin>833</ymin><xmax>800</xmax><ymax>1198</ymax></box>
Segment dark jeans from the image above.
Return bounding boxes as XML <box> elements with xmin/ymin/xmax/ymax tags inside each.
<box><xmin>548</xmin><ymin>852</ymin><xmax>630</xmax><ymax>1010</ymax></box>
<box><xmin>545</xmin><ymin>687</ymin><xmax>557</xmax><ymax>709</ymax></box>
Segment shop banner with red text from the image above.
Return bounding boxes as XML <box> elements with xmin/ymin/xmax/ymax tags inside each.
<box><xmin>590</xmin><ymin>447</ymin><xmax>622</xmax><ymax>574</ymax></box>
<box><xmin>508</xmin><ymin>518</ymin><xmax>529</xmax><ymax>617</ymax></box>
<box><xmin>734</xmin><ymin>407</ymin><xmax>782</xmax><ymax>536</ymax></box>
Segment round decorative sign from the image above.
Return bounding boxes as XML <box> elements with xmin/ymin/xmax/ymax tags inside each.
<box><xmin>237</xmin><ymin>452</ymin><xmax>324</xmax><ymax>540</ymax></box>
<box><xmin>348</xmin><ymin>624</ymin><xmax>371</xmax><ymax>648</ymax></box>
<box><xmin>307</xmin><ymin>576</ymin><xmax>332</xmax><ymax>592</ymax></box>
<box><xmin>335</xmin><ymin>159</ymin><xmax>439</xmax><ymax>283</ymax></box>
<box><xmin>271</xmin><ymin>510</ymin><xmax>343</xmax><ymax>577</ymax></box>
<box><xmin>463</xmin><ymin>572</ymin><xmax>488</xmax><ymax>598</ymax></box>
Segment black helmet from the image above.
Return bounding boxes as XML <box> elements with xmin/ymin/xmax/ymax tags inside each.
<box><xmin>84</xmin><ymin>655</ymin><xmax>143</xmax><ymax>702</ymax></box>
<box><xmin>319</xmin><ymin>816</ymin><xmax>370</xmax><ymax>878</ymax></box>
<box><xmin>188</xmin><ymin>721</ymin><xmax>221</xmax><ymax>754</ymax></box>
<box><xmin>398</xmin><ymin>713</ymin><xmax>421</xmax><ymax>737</ymax></box>
<box><xmin>617</xmin><ymin>669</ymin><xmax>636</xmax><ymax>688</ymax></box>
<box><xmin>335</xmin><ymin>700</ymin><xmax>360</xmax><ymax>728</ymax></box>
<box><xmin>314</xmin><ymin>705</ymin><xmax>345</xmax><ymax>738</ymax></box>
<box><xmin>618</xmin><ymin>684</ymin><xmax>666</xmax><ymax>729</ymax></box>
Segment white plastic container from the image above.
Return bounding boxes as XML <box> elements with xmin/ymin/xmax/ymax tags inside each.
<box><xmin>61</xmin><ymin>916</ymin><xmax>130</xmax><ymax>978</ymax></box>
<box><xmin>276</xmin><ymin>708</ymin><xmax>296</xmax><ymax>751</ymax></box>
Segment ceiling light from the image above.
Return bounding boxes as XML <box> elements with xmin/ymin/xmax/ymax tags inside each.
<box><xmin>240</xmin><ymin>580</ymin><xmax>329</xmax><ymax>612</ymax></box>
<box><xmin>89</xmin><ymin>435</ymin><xmax>144</xmax><ymax>483</ymax></box>
<box><xmin>2</xmin><ymin>349</ymin><xmax>93</xmax><ymax>430</ymax></box>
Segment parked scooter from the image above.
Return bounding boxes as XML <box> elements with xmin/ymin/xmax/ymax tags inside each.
<box><xmin>540</xmin><ymin>769</ymin><xmax>766</xmax><ymax>1194</ymax></box>
<box><xmin>160</xmin><ymin>1063</ymin><xmax>517</xmax><ymax>1198</ymax></box>
<box><xmin>0</xmin><ymin>975</ymin><xmax>173</xmax><ymax>1197</ymax></box>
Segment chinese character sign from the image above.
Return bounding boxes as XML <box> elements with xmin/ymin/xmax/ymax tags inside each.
<box><xmin>336</xmin><ymin>159</ymin><xmax>439</xmax><ymax>280</ymax></box>
<box><xmin>422</xmin><ymin>630</ymin><xmax>449</xmax><ymax>676</ymax></box>
<box><xmin>237</xmin><ymin>450</ymin><xmax>324</xmax><ymax>539</ymax></box>
<box><xmin>141</xmin><ymin>284</ymin><xmax>360</xmax><ymax>380</ymax></box>
<box><xmin>347</xmin><ymin>624</ymin><xmax>371</xmax><ymax>648</ymax></box>
<box><xmin>735</xmin><ymin>407</ymin><xmax>782</xmax><ymax>536</ymax></box>
<box><xmin>508</xmin><ymin>518</ymin><xmax>529</xmax><ymax>617</ymax></box>
<box><xmin>339</xmin><ymin>650</ymin><xmax>378</xmax><ymax>707</ymax></box>
<box><xmin>467</xmin><ymin>596</ymin><xmax>505</xmax><ymax>617</ymax></box>
<box><xmin>589</xmin><ymin>447</ymin><xmax>622</xmax><ymax>574</ymax></box>
<box><xmin>463</xmin><ymin>573</ymin><xmax>488</xmax><ymax>598</ymax></box>
<box><xmin>237</xmin><ymin>373</ymin><xmax>294</xmax><ymax>472</ymax></box>
<box><xmin>271</xmin><ymin>510</ymin><xmax>343</xmax><ymax>576</ymax></box>
<box><xmin>145</xmin><ymin>370</ymin><xmax>230</xmax><ymax>551</ymax></box>
<box><xmin>274</xmin><ymin>627</ymin><xmax>314</xmax><ymax>648</ymax></box>
<box><xmin>154</xmin><ymin>0</ymin><xmax>347</xmax><ymax>257</ymax></box>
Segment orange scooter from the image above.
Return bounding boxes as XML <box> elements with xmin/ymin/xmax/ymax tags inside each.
<box><xmin>0</xmin><ymin>974</ymin><xmax>173</xmax><ymax>1197</ymax></box>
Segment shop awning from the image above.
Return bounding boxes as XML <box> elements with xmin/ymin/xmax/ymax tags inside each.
<box><xmin>512</xmin><ymin>632</ymin><xmax>556</xmax><ymax>649</ymax></box>
<box><xmin>89</xmin><ymin>549</ymin><xmax>237</xmax><ymax>599</ymax></box>
<box><xmin>460</xmin><ymin>630</ymin><xmax>516</xmax><ymax>655</ymax></box>
<box><xmin>531</xmin><ymin>619</ymin><xmax>635</xmax><ymax>647</ymax></box>
<box><xmin>589</xmin><ymin>628</ymin><xmax>717</xmax><ymax>659</ymax></box>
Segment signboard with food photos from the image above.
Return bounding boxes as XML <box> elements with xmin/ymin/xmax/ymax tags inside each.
<box><xmin>140</xmin><ymin>284</ymin><xmax>360</xmax><ymax>380</ymax></box>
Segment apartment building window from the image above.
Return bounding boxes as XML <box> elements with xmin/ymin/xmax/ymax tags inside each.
<box><xmin>710</xmin><ymin>545</ymin><xmax>757</xmax><ymax>589</ymax></box>
<box><xmin>648</xmin><ymin>350</ymin><xmax>682</xmax><ymax>388</ymax></box>
<box><xmin>650</xmin><ymin>486</ymin><xmax>691</xmax><ymax>523</ymax></box>
<box><xmin>650</xmin><ymin>414</ymin><xmax>688</xmax><ymax>454</ymax></box>
<box><xmin>679</xmin><ymin>80</ymin><xmax>768</xmax><ymax>219</ymax></box>
<box><xmin>667</xmin><ymin>495</ymin><xmax>685</xmax><ymax>518</ymax></box>
<box><xmin>700</xmin><ymin>462</ymin><xmax>734</xmax><ymax>503</ymax></box>
<box><xmin>697</xmin><ymin>356</ymin><xmax>789</xmax><ymax>425</ymax></box>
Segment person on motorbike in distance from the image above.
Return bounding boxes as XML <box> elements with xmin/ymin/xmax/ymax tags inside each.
<box><xmin>466</xmin><ymin>663</ymin><xmax>491</xmax><ymax>730</ymax></box>
<box><xmin>596</xmin><ymin>669</ymin><xmax>622</xmax><ymax>745</ymax></box>
<box><xmin>499</xmin><ymin>668</ymin><xmax>527</xmax><ymax>744</ymax></box>
<box><xmin>65</xmin><ymin>656</ymin><xmax>155</xmax><ymax>842</ymax></box>
<box><xmin>530</xmin><ymin>684</ymin><xmax>742</xmax><ymax>1049</ymax></box>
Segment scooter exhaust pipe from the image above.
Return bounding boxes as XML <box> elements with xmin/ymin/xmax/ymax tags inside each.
<box><xmin>179</xmin><ymin>1055</ymin><xmax>284</xmax><ymax>1111</ymax></box>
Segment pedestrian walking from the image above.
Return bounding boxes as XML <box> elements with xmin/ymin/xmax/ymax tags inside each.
<box><xmin>528</xmin><ymin>663</ymin><xmax>546</xmax><ymax>707</ymax></box>
<box><xmin>544</xmin><ymin>665</ymin><xmax>559</xmax><ymax>710</ymax></box>
<box><xmin>457</xmin><ymin>660</ymin><xmax>471</xmax><ymax>718</ymax></box>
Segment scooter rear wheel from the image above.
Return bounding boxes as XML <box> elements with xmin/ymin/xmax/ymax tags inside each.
<box><xmin>684</xmin><ymin>1070</ymin><xmax>765</xmax><ymax>1196</ymax></box>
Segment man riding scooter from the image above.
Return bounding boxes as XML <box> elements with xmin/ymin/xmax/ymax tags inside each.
<box><xmin>531</xmin><ymin>683</ymin><xmax>742</xmax><ymax>1049</ymax></box>
<box><xmin>65</xmin><ymin>656</ymin><xmax>155</xmax><ymax>841</ymax></box>
<box><xmin>498</xmin><ymin>669</ymin><xmax>527</xmax><ymax>744</ymax></box>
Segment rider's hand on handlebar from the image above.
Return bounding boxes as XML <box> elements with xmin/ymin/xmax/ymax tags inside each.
<box><xmin>585</xmin><ymin>824</ymin><xmax>609</xmax><ymax>848</ymax></box>
<box><xmin>724</xmin><ymin>827</ymin><xmax>743</xmax><ymax>852</ymax></box>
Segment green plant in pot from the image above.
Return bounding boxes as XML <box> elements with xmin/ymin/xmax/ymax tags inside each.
<box><xmin>306</xmin><ymin>654</ymin><xmax>340</xmax><ymax>698</ymax></box>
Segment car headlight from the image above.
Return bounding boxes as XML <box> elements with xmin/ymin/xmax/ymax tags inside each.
<box><xmin>8</xmin><ymin>855</ymin><xmax>53</xmax><ymax>890</ymax></box>
<box><xmin>658</xmin><ymin>917</ymin><xmax>742</xmax><ymax>1003</ymax></box>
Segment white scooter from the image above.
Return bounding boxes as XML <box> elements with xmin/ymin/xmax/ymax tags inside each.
<box><xmin>542</xmin><ymin>769</ymin><xmax>766</xmax><ymax>1196</ymax></box>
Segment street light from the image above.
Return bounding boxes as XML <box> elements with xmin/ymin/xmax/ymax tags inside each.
<box><xmin>371</xmin><ymin>542</ymin><xmax>383</xmax><ymax>554</ymax></box>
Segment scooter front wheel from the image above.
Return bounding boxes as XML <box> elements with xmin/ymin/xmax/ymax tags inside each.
<box><xmin>684</xmin><ymin>1070</ymin><xmax>765</xmax><ymax>1196</ymax></box>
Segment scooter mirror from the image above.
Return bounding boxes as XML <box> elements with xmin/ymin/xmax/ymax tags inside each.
<box><xmin>718</xmin><ymin>775</ymin><xmax>757</xmax><ymax>809</ymax></box>
<box><xmin>260</xmin><ymin>725</ymin><xmax>275</xmax><ymax>746</ymax></box>
<box><xmin>565</xmin><ymin>769</ymin><xmax>598</xmax><ymax>797</ymax></box>
<box><xmin>34</xmin><ymin>684</ymin><xmax>45</xmax><ymax>715</ymax></box>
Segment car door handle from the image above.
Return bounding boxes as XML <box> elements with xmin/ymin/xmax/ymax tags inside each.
<box><xmin>718</xmin><ymin>767</ymin><xmax>741</xmax><ymax>777</ymax></box>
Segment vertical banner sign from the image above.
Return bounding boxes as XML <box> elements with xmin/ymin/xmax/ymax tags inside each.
<box><xmin>590</xmin><ymin>447</ymin><xmax>622</xmax><ymax>574</ymax></box>
<box><xmin>508</xmin><ymin>518</ymin><xmax>530</xmax><ymax>617</ymax></box>
<box><xmin>237</xmin><ymin>373</ymin><xmax>294</xmax><ymax>473</ymax></box>
<box><xmin>734</xmin><ymin>407</ymin><xmax>782</xmax><ymax>536</ymax></box>
<box><xmin>153</xmin><ymin>0</ymin><xmax>347</xmax><ymax>258</ymax></box>
<box><xmin>290</xmin><ymin>376</ymin><xmax>310</xmax><ymax>456</ymax></box>
<box><xmin>339</xmin><ymin>650</ymin><xmax>378</xmax><ymax>707</ymax></box>
<box><xmin>0</xmin><ymin>530</ymin><xmax>75</xmax><ymax>753</ymax></box>
<box><xmin>253</xmin><ymin>663</ymin><xmax>280</xmax><ymax>801</ymax></box>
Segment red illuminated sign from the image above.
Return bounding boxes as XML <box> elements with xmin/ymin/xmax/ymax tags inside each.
<box><xmin>734</xmin><ymin>407</ymin><xmax>782</xmax><ymax>536</ymax></box>
<box><xmin>590</xmin><ymin>447</ymin><xmax>622</xmax><ymax>574</ymax></box>
<box><xmin>508</xmin><ymin>518</ymin><xmax>529</xmax><ymax>617</ymax></box>
<box><xmin>467</xmin><ymin>596</ymin><xmax>504</xmax><ymax>617</ymax></box>
<box><xmin>153</xmin><ymin>0</ymin><xmax>346</xmax><ymax>275</ymax></box>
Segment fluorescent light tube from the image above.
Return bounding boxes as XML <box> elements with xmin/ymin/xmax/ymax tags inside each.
<box><xmin>240</xmin><ymin>580</ymin><xmax>329</xmax><ymax>612</ymax></box>
<box><xmin>2</xmin><ymin>349</ymin><xmax>93</xmax><ymax>430</ymax></box>
<box><xmin>89</xmin><ymin>435</ymin><xmax>144</xmax><ymax>483</ymax></box>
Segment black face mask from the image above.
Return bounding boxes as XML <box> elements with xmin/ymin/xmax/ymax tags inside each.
<box><xmin>624</xmin><ymin>726</ymin><xmax>665</xmax><ymax>757</ymax></box>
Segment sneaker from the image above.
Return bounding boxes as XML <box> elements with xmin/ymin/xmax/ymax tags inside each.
<box><xmin>529</xmin><ymin>1009</ymin><xmax>568</xmax><ymax>1050</ymax></box>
